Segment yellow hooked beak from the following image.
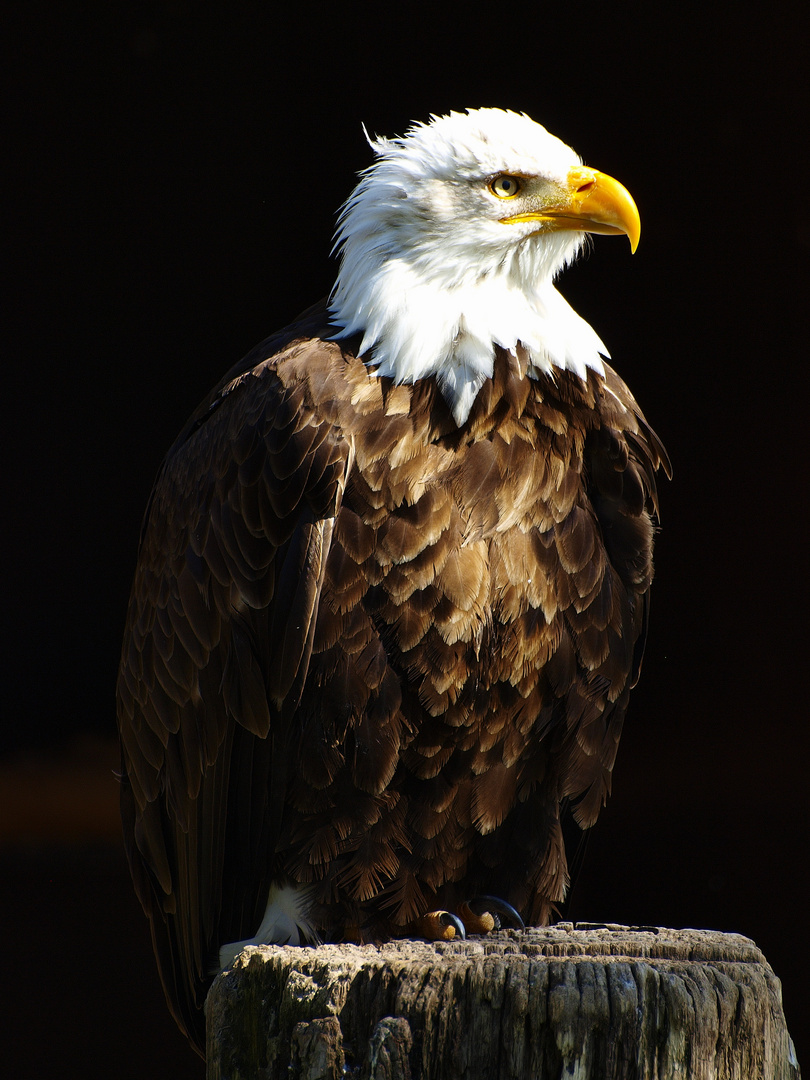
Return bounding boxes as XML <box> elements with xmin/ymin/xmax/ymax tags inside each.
<box><xmin>501</xmin><ymin>166</ymin><xmax>641</xmax><ymax>252</ymax></box>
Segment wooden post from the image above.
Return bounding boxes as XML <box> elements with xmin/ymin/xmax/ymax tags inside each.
<box><xmin>205</xmin><ymin>923</ymin><xmax>801</xmax><ymax>1079</ymax></box>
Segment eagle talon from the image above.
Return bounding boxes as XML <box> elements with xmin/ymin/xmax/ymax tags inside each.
<box><xmin>462</xmin><ymin>895</ymin><xmax>526</xmax><ymax>933</ymax></box>
<box><xmin>412</xmin><ymin>910</ymin><xmax>467</xmax><ymax>941</ymax></box>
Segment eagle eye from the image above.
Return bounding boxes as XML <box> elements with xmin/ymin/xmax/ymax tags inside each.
<box><xmin>489</xmin><ymin>175</ymin><xmax>522</xmax><ymax>199</ymax></box>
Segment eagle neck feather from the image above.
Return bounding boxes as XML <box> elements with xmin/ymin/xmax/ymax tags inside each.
<box><xmin>329</xmin><ymin>236</ymin><xmax>609</xmax><ymax>428</ymax></box>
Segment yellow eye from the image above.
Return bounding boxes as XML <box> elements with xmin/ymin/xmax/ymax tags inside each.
<box><xmin>489</xmin><ymin>175</ymin><xmax>522</xmax><ymax>199</ymax></box>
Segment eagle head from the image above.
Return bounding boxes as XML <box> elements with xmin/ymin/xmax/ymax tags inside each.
<box><xmin>329</xmin><ymin>108</ymin><xmax>640</xmax><ymax>425</ymax></box>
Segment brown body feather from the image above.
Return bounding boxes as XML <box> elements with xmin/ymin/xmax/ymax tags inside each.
<box><xmin>117</xmin><ymin>300</ymin><xmax>669</xmax><ymax>1051</ymax></box>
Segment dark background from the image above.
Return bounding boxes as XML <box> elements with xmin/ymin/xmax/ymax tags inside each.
<box><xmin>3</xmin><ymin>2</ymin><xmax>807</xmax><ymax>1076</ymax></box>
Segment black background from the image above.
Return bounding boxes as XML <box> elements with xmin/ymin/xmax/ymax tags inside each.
<box><xmin>3</xmin><ymin>2</ymin><xmax>808</xmax><ymax>1076</ymax></box>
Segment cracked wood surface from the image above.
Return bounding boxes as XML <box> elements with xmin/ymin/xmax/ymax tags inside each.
<box><xmin>205</xmin><ymin>924</ymin><xmax>801</xmax><ymax>1079</ymax></box>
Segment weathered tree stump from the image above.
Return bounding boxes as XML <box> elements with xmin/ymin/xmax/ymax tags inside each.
<box><xmin>205</xmin><ymin>923</ymin><xmax>801</xmax><ymax>1079</ymax></box>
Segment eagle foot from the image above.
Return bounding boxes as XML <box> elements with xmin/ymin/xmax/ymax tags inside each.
<box><xmin>411</xmin><ymin>896</ymin><xmax>525</xmax><ymax>942</ymax></box>
<box><xmin>459</xmin><ymin>895</ymin><xmax>525</xmax><ymax>935</ymax></box>
<box><xmin>411</xmin><ymin>910</ymin><xmax>467</xmax><ymax>941</ymax></box>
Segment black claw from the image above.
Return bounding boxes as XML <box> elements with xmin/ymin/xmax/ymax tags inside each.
<box><xmin>439</xmin><ymin>911</ymin><xmax>467</xmax><ymax>940</ymax></box>
<box><xmin>468</xmin><ymin>895</ymin><xmax>525</xmax><ymax>931</ymax></box>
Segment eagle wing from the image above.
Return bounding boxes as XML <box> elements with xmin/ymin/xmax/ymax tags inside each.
<box><xmin>587</xmin><ymin>364</ymin><xmax>671</xmax><ymax>685</ymax></box>
<box><xmin>564</xmin><ymin>363</ymin><xmax>671</xmax><ymax>826</ymax></box>
<box><xmin>116</xmin><ymin>306</ymin><xmax>351</xmax><ymax>1046</ymax></box>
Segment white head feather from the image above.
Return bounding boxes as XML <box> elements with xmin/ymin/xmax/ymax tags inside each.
<box><xmin>329</xmin><ymin>108</ymin><xmax>610</xmax><ymax>426</ymax></box>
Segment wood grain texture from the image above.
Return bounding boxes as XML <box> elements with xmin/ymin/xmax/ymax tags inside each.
<box><xmin>205</xmin><ymin>925</ymin><xmax>801</xmax><ymax>1080</ymax></box>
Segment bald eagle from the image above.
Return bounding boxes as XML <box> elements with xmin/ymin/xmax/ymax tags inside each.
<box><xmin>117</xmin><ymin>108</ymin><xmax>670</xmax><ymax>1053</ymax></box>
